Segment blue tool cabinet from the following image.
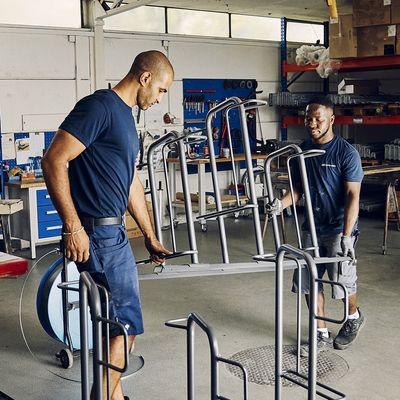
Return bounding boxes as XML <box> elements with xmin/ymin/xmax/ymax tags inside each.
<box><xmin>7</xmin><ymin>183</ymin><xmax>61</xmax><ymax>259</ymax></box>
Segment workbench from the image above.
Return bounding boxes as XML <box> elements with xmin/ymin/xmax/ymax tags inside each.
<box><xmin>5</xmin><ymin>179</ymin><xmax>61</xmax><ymax>259</ymax></box>
<box><xmin>362</xmin><ymin>165</ymin><xmax>400</xmax><ymax>254</ymax></box>
<box><xmin>166</xmin><ymin>154</ymin><xmax>269</xmax><ymax>231</ymax></box>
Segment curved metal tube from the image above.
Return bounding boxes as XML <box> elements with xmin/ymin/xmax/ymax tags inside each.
<box><xmin>264</xmin><ymin>144</ymin><xmax>302</xmax><ymax>250</ymax></box>
<box><xmin>147</xmin><ymin>130</ymin><xmax>198</xmax><ymax>264</ymax></box>
<box><xmin>286</xmin><ymin>149</ymin><xmax>325</xmax><ymax>250</ymax></box>
<box><xmin>165</xmin><ymin>312</ymin><xmax>248</xmax><ymax>400</ymax></box>
<box><xmin>206</xmin><ymin>97</ymin><xmax>241</xmax><ymax>263</ymax></box>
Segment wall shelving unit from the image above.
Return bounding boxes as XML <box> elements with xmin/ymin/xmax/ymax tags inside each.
<box><xmin>279</xmin><ymin>18</ymin><xmax>400</xmax><ymax>140</ymax></box>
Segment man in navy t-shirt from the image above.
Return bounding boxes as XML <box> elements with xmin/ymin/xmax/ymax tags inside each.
<box><xmin>42</xmin><ymin>50</ymin><xmax>173</xmax><ymax>400</ymax></box>
<box><xmin>273</xmin><ymin>96</ymin><xmax>365</xmax><ymax>355</ymax></box>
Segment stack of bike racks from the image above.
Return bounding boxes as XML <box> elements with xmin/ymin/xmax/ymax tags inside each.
<box><xmin>255</xmin><ymin>144</ymin><xmax>350</xmax><ymax>399</ymax></box>
<box><xmin>106</xmin><ymin>98</ymin><xmax>351</xmax><ymax>399</ymax></box>
<box><xmin>137</xmin><ymin>130</ymin><xmax>200</xmax><ymax>266</ymax></box>
<box><xmin>198</xmin><ymin>96</ymin><xmax>268</xmax><ymax>263</ymax></box>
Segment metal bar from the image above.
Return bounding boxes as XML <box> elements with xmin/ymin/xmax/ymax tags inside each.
<box><xmin>79</xmin><ymin>282</ymin><xmax>90</xmax><ymax>400</ymax></box>
<box><xmin>286</xmin><ymin>149</ymin><xmax>326</xmax><ymax>250</ymax></box>
<box><xmin>166</xmin><ymin>313</ymin><xmax>248</xmax><ymax>400</ymax></box>
<box><xmin>177</xmin><ymin>138</ymin><xmax>199</xmax><ymax>264</ymax></box>
<box><xmin>162</xmin><ymin>145</ymin><xmax>177</xmax><ymax>252</ymax></box>
<box><xmin>225</xmin><ymin>99</ymin><xmax>267</xmax><ymax>256</ymax></box>
<box><xmin>264</xmin><ymin>144</ymin><xmax>302</xmax><ymax>250</ymax></box>
<box><xmin>82</xmin><ymin>272</ymin><xmax>103</xmax><ymax>400</ymax></box>
<box><xmin>223</xmin><ymin>108</ymin><xmax>241</xmax><ymax>206</ymax></box>
<box><xmin>198</xmin><ymin>204</ymin><xmax>256</xmax><ymax>220</ymax></box>
<box><xmin>206</xmin><ymin>98</ymin><xmax>240</xmax><ymax>263</ymax></box>
<box><xmin>147</xmin><ymin>132</ymin><xmax>177</xmax><ymax>243</ymax></box>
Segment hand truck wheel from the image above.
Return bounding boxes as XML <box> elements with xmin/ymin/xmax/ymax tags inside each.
<box><xmin>57</xmin><ymin>348</ymin><xmax>73</xmax><ymax>369</ymax></box>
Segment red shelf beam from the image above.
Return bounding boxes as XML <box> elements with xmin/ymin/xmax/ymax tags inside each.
<box><xmin>283</xmin><ymin>55</ymin><xmax>400</xmax><ymax>76</ymax></box>
<box><xmin>283</xmin><ymin>115</ymin><xmax>400</xmax><ymax>128</ymax></box>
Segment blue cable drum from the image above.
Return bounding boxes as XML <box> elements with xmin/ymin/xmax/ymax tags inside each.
<box><xmin>36</xmin><ymin>258</ymin><xmax>93</xmax><ymax>350</ymax></box>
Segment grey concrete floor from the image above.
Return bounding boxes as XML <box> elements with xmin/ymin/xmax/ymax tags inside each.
<box><xmin>0</xmin><ymin>213</ymin><xmax>399</xmax><ymax>400</ymax></box>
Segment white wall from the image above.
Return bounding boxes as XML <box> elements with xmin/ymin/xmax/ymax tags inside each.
<box><xmin>0</xmin><ymin>25</ymin><xmax>284</xmax><ymax>222</ymax></box>
<box><xmin>0</xmin><ymin>26</ymin><xmax>282</xmax><ymax>138</ymax></box>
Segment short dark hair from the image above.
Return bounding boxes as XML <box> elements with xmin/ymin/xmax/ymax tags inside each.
<box><xmin>307</xmin><ymin>95</ymin><xmax>334</xmax><ymax>111</ymax></box>
<box><xmin>129</xmin><ymin>50</ymin><xmax>174</xmax><ymax>79</ymax></box>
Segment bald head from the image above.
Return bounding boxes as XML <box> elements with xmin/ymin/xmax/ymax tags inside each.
<box><xmin>129</xmin><ymin>50</ymin><xmax>174</xmax><ymax>80</ymax></box>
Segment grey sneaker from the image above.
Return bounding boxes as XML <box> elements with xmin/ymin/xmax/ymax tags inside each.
<box><xmin>300</xmin><ymin>331</ymin><xmax>333</xmax><ymax>357</ymax></box>
<box><xmin>334</xmin><ymin>308</ymin><xmax>365</xmax><ymax>350</ymax></box>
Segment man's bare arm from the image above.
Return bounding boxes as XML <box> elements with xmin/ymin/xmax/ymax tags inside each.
<box><xmin>42</xmin><ymin>129</ymin><xmax>89</xmax><ymax>262</ymax></box>
<box><xmin>127</xmin><ymin>169</ymin><xmax>171</xmax><ymax>264</ymax></box>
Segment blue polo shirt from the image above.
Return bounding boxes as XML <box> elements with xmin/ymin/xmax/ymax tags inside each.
<box><xmin>292</xmin><ymin>135</ymin><xmax>363</xmax><ymax>234</ymax></box>
<box><xmin>60</xmin><ymin>89</ymin><xmax>139</xmax><ymax>218</ymax></box>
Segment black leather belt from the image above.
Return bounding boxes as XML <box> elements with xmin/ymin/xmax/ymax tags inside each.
<box><xmin>81</xmin><ymin>216</ymin><xmax>123</xmax><ymax>230</ymax></box>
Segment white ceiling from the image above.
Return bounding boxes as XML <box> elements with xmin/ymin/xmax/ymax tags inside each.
<box><xmin>151</xmin><ymin>0</ymin><xmax>353</xmax><ymax>22</ymax></box>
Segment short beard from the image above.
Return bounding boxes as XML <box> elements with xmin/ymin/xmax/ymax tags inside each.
<box><xmin>310</xmin><ymin>126</ymin><xmax>330</xmax><ymax>142</ymax></box>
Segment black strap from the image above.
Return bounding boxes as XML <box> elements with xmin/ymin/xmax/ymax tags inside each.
<box><xmin>81</xmin><ymin>216</ymin><xmax>123</xmax><ymax>230</ymax></box>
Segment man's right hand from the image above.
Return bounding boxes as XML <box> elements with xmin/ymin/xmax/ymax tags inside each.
<box><xmin>265</xmin><ymin>198</ymin><xmax>284</xmax><ymax>216</ymax></box>
<box><xmin>63</xmin><ymin>228</ymin><xmax>90</xmax><ymax>263</ymax></box>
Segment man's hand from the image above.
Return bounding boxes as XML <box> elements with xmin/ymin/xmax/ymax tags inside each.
<box><xmin>265</xmin><ymin>198</ymin><xmax>284</xmax><ymax>216</ymax></box>
<box><xmin>340</xmin><ymin>235</ymin><xmax>355</xmax><ymax>260</ymax></box>
<box><xmin>63</xmin><ymin>229</ymin><xmax>90</xmax><ymax>263</ymax></box>
<box><xmin>144</xmin><ymin>236</ymin><xmax>172</xmax><ymax>265</ymax></box>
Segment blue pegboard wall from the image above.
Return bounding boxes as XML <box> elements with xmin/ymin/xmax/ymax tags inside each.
<box><xmin>1</xmin><ymin>131</ymin><xmax>56</xmax><ymax>170</ymax></box>
<box><xmin>0</xmin><ymin>131</ymin><xmax>56</xmax><ymax>197</ymax></box>
<box><xmin>182</xmin><ymin>78</ymin><xmax>258</xmax><ymax>173</ymax></box>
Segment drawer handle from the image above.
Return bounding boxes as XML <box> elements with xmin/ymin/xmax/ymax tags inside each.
<box><xmin>45</xmin><ymin>210</ymin><xmax>58</xmax><ymax>215</ymax></box>
<box><xmin>45</xmin><ymin>195</ymin><xmax>51</xmax><ymax>199</ymax></box>
<box><xmin>46</xmin><ymin>225</ymin><xmax>62</xmax><ymax>231</ymax></box>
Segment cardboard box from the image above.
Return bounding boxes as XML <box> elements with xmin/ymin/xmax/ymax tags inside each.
<box><xmin>125</xmin><ymin>201</ymin><xmax>154</xmax><ymax>239</ymax></box>
<box><xmin>0</xmin><ymin>199</ymin><xmax>23</xmax><ymax>215</ymax></box>
<box><xmin>391</xmin><ymin>0</ymin><xmax>400</xmax><ymax>23</ymax></box>
<box><xmin>397</xmin><ymin>23</ymin><xmax>400</xmax><ymax>53</ymax></box>
<box><xmin>357</xmin><ymin>25</ymin><xmax>396</xmax><ymax>57</ymax></box>
<box><xmin>329</xmin><ymin>15</ymin><xmax>358</xmax><ymax>59</ymax></box>
<box><xmin>353</xmin><ymin>0</ymin><xmax>391</xmax><ymax>27</ymax></box>
<box><xmin>338</xmin><ymin>78</ymin><xmax>380</xmax><ymax>95</ymax></box>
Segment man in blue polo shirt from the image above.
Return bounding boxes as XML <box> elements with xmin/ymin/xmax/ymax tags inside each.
<box><xmin>42</xmin><ymin>50</ymin><xmax>173</xmax><ymax>400</ymax></box>
<box><xmin>270</xmin><ymin>96</ymin><xmax>365</xmax><ymax>355</ymax></box>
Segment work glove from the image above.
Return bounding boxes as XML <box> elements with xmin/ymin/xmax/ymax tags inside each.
<box><xmin>340</xmin><ymin>235</ymin><xmax>355</xmax><ymax>260</ymax></box>
<box><xmin>265</xmin><ymin>198</ymin><xmax>283</xmax><ymax>216</ymax></box>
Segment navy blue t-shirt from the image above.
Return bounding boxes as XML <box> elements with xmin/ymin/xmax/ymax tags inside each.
<box><xmin>60</xmin><ymin>89</ymin><xmax>139</xmax><ymax>218</ymax></box>
<box><xmin>292</xmin><ymin>135</ymin><xmax>363</xmax><ymax>234</ymax></box>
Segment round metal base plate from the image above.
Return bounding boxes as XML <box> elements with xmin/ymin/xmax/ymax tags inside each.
<box><xmin>226</xmin><ymin>344</ymin><xmax>349</xmax><ymax>386</ymax></box>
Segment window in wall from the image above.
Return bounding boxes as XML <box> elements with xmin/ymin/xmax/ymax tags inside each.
<box><xmin>231</xmin><ymin>14</ymin><xmax>281</xmax><ymax>41</ymax></box>
<box><xmin>167</xmin><ymin>8</ymin><xmax>229</xmax><ymax>37</ymax></box>
<box><xmin>104</xmin><ymin>5</ymin><xmax>165</xmax><ymax>33</ymax></box>
<box><xmin>0</xmin><ymin>0</ymin><xmax>81</xmax><ymax>28</ymax></box>
<box><xmin>287</xmin><ymin>22</ymin><xmax>324</xmax><ymax>44</ymax></box>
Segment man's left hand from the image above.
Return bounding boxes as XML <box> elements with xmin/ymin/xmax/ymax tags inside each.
<box><xmin>144</xmin><ymin>236</ymin><xmax>172</xmax><ymax>265</ymax></box>
<box><xmin>340</xmin><ymin>236</ymin><xmax>355</xmax><ymax>260</ymax></box>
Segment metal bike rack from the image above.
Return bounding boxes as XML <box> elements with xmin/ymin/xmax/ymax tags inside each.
<box><xmin>275</xmin><ymin>245</ymin><xmax>348</xmax><ymax>400</ymax></box>
<box><xmin>254</xmin><ymin>144</ymin><xmax>325</xmax><ymax>260</ymax></box>
<box><xmin>138</xmin><ymin>130</ymin><xmax>199</xmax><ymax>265</ymax></box>
<box><xmin>59</xmin><ymin>272</ymin><xmax>129</xmax><ymax>400</ymax></box>
<box><xmin>198</xmin><ymin>97</ymin><xmax>268</xmax><ymax>263</ymax></box>
<box><xmin>166</xmin><ymin>312</ymin><xmax>249</xmax><ymax>400</ymax></box>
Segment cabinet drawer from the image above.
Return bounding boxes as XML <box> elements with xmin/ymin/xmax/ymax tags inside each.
<box><xmin>36</xmin><ymin>189</ymin><xmax>53</xmax><ymax>207</ymax></box>
<box><xmin>38</xmin><ymin>221</ymin><xmax>62</xmax><ymax>239</ymax></box>
<box><xmin>37</xmin><ymin>205</ymin><xmax>61</xmax><ymax>223</ymax></box>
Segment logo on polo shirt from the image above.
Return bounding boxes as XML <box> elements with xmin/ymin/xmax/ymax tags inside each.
<box><xmin>321</xmin><ymin>163</ymin><xmax>337</xmax><ymax>168</ymax></box>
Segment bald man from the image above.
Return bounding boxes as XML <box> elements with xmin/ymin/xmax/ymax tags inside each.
<box><xmin>42</xmin><ymin>50</ymin><xmax>174</xmax><ymax>400</ymax></box>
